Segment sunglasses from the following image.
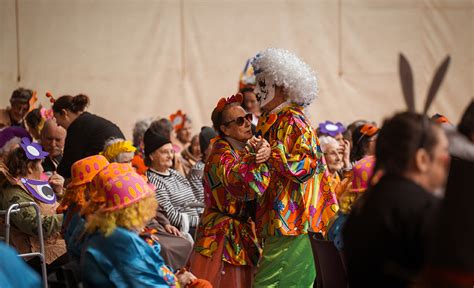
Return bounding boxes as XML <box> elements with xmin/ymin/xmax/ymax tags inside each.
<box><xmin>223</xmin><ymin>113</ymin><xmax>252</xmax><ymax>126</ymax></box>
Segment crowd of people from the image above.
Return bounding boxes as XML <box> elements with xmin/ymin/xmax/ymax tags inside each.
<box><xmin>0</xmin><ymin>48</ymin><xmax>473</xmax><ymax>288</ymax></box>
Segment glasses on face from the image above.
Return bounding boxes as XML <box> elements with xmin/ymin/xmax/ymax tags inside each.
<box><xmin>324</xmin><ymin>151</ymin><xmax>341</xmax><ymax>158</ymax></box>
<box><xmin>223</xmin><ymin>113</ymin><xmax>252</xmax><ymax>126</ymax></box>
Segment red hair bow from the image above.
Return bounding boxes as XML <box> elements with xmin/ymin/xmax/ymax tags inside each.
<box><xmin>215</xmin><ymin>93</ymin><xmax>243</xmax><ymax>112</ymax></box>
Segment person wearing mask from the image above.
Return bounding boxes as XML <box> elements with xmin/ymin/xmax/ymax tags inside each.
<box><xmin>251</xmin><ymin>48</ymin><xmax>337</xmax><ymax>287</ymax></box>
<box><xmin>0</xmin><ymin>138</ymin><xmax>66</xmax><ymax>271</ymax></box>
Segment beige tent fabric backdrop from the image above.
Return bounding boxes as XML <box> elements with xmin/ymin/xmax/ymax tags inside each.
<box><xmin>1</xmin><ymin>0</ymin><xmax>472</xmax><ymax>139</ymax></box>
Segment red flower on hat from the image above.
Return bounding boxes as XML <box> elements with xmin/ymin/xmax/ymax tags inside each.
<box><xmin>215</xmin><ymin>93</ymin><xmax>243</xmax><ymax>112</ymax></box>
<box><xmin>169</xmin><ymin>110</ymin><xmax>187</xmax><ymax>132</ymax></box>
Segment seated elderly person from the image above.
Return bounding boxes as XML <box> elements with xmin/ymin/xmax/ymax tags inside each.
<box><xmin>319</xmin><ymin>136</ymin><xmax>352</xmax><ymax>199</ymax></box>
<box><xmin>0</xmin><ymin>137</ymin><xmax>66</xmax><ymax>272</ymax></box>
<box><xmin>149</xmin><ymin>118</ymin><xmax>187</xmax><ymax>176</ymax></box>
<box><xmin>40</xmin><ymin>119</ymin><xmax>66</xmax><ymax>173</ymax></box>
<box><xmin>144</xmin><ymin>129</ymin><xmax>201</xmax><ymax>238</ymax></box>
<box><xmin>0</xmin><ymin>88</ymin><xmax>34</xmax><ymax>129</ymax></box>
<box><xmin>101</xmin><ymin>138</ymin><xmax>194</xmax><ymax>269</ymax></box>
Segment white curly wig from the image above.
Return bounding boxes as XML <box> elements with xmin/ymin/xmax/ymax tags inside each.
<box><xmin>251</xmin><ymin>48</ymin><xmax>319</xmax><ymax>107</ymax></box>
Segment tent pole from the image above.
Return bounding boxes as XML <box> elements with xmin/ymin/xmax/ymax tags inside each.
<box><xmin>15</xmin><ymin>0</ymin><xmax>21</xmax><ymax>82</ymax></box>
<box><xmin>180</xmin><ymin>0</ymin><xmax>186</xmax><ymax>80</ymax></box>
<box><xmin>338</xmin><ymin>0</ymin><xmax>343</xmax><ymax>77</ymax></box>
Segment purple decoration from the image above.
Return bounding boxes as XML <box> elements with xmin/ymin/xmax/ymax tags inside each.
<box><xmin>20</xmin><ymin>137</ymin><xmax>49</xmax><ymax>160</ymax></box>
<box><xmin>318</xmin><ymin>121</ymin><xmax>346</xmax><ymax>137</ymax></box>
<box><xmin>288</xmin><ymin>201</ymin><xmax>299</xmax><ymax>213</ymax></box>
<box><xmin>21</xmin><ymin>178</ymin><xmax>56</xmax><ymax>204</ymax></box>
<box><xmin>0</xmin><ymin>127</ymin><xmax>31</xmax><ymax>150</ymax></box>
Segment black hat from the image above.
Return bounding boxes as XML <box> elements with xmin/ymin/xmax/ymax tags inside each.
<box><xmin>199</xmin><ymin>126</ymin><xmax>217</xmax><ymax>153</ymax></box>
<box><xmin>143</xmin><ymin>128</ymin><xmax>172</xmax><ymax>157</ymax></box>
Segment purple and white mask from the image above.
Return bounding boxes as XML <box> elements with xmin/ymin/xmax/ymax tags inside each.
<box><xmin>20</xmin><ymin>137</ymin><xmax>48</xmax><ymax>160</ymax></box>
<box><xmin>21</xmin><ymin>178</ymin><xmax>56</xmax><ymax>204</ymax></box>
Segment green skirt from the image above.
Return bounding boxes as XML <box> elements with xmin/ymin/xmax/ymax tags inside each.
<box><xmin>254</xmin><ymin>234</ymin><xmax>316</xmax><ymax>288</ymax></box>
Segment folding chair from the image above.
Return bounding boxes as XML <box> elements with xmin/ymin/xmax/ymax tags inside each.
<box><xmin>309</xmin><ymin>231</ymin><xmax>347</xmax><ymax>288</ymax></box>
<box><xmin>1</xmin><ymin>202</ymin><xmax>48</xmax><ymax>288</ymax></box>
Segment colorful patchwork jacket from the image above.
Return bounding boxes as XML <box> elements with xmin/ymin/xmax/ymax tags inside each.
<box><xmin>194</xmin><ymin>136</ymin><xmax>270</xmax><ymax>266</ymax></box>
<box><xmin>255</xmin><ymin>103</ymin><xmax>339</xmax><ymax>237</ymax></box>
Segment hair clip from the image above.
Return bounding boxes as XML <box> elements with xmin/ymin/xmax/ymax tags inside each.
<box><xmin>360</xmin><ymin>124</ymin><xmax>379</xmax><ymax>137</ymax></box>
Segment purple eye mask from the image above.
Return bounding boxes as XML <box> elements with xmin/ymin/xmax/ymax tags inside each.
<box><xmin>21</xmin><ymin>178</ymin><xmax>56</xmax><ymax>204</ymax></box>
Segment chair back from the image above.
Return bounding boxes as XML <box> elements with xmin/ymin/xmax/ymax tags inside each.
<box><xmin>309</xmin><ymin>231</ymin><xmax>347</xmax><ymax>288</ymax></box>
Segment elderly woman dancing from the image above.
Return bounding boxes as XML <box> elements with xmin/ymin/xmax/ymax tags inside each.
<box><xmin>188</xmin><ymin>93</ymin><xmax>271</xmax><ymax>287</ymax></box>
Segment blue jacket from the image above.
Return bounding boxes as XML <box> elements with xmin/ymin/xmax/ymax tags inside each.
<box><xmin>81</xmin><ymin>227</ymin><xmax>176</xmax><ymax>287</ymax></box>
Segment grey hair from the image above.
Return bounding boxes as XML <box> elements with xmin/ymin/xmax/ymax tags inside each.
<box><xmin>132</xmin><ymin>117</ymin><xmax>153</xmax><ymax>147</ymax></box>
<box><xmin>319</xmin><ymin>136</ymin><xmax>339</xmax><ymax>153</ymax></box>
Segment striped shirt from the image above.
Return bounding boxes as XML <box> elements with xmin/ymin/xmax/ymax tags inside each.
<box><xmin>146</xmin><ymin>168</ymin><xmax>200</xmax><ymax>228</ymax></box>
<box><xmin>186</xmin><ymin>160</ymin><xmax>205</xmax><ymax>203</ymax></box>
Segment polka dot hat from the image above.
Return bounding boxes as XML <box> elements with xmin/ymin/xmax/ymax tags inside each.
<box><xmin>68</xmin><ymin>155</ymin><xmax>110</xmax><ymax>188</ymax></box>
<box><xmin>100</xmin><ymin>171</ymin><xmax>154</xmax><ymax>211</ymax></box>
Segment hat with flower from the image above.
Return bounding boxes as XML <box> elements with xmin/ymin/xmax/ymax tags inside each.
<box><xmin>169</xmin><ymin>110</ymin><xmax>188</xmax><ymax>132</ymax></box>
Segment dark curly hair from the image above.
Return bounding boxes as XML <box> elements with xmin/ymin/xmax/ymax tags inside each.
<box><xmin>4</xmin><ymin>146</ymin><xmax>41</xmax><ymax>178</ymax></box>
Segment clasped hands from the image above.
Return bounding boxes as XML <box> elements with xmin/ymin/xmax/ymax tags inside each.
<box><xmin>248</xmin><ymin>136</ymin><xmax>271</xmax><ymax>164</ymax></box>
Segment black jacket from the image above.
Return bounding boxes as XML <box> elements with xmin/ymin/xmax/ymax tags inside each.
<box><xmin>343</xmin><ymin>174</ymin><xmax>439</xmax><ymax>288</ymax></box>
<box><xmin>57</xmin><ymin>112</ymin><xmax>124</xmax><ymax>178</ymax></box>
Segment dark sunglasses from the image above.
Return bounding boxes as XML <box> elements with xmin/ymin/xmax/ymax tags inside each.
<box><xmin>223</xmin><ymin>113</ymin><xmax>252</xmax><ymax>126</ymax></box>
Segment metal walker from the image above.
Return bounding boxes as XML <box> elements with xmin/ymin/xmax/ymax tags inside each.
<box><xmin>0</xmin><ymin>202</ymin><xmax>48</xmax><ymax>288</ymax></box>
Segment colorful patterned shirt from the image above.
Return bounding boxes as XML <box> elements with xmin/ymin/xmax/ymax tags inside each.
<box><xmin>256</xmin><ymin>103</ymin><xmax>338</xmax><ymax>237</ymax></box>
<box><xmin>194</xmin><ymin>137</ymin><xmax>270</xmax><ymax>266</ymax></box>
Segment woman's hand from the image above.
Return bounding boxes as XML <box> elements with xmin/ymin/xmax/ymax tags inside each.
<box><xmin>176</xmin><ymin>268</ymin><xmax>197</xmax><ymax>287</ymax></box>
<box><xmin>341</xmin><ymin>139</ymin><xmax>351</xmax><ymax>169</ymax></box>
<box><xmin>256</xmin><ymin>139</ymin><xmax>271</xmax><ymax>164</ymax></box>
<box><xmin>248</xmin><ymin>136</ymin><xmax>261</xmax><ymax>150</ymax></box>
<box><xmin>165</xmin><ymin>224</ymin><xmax>182</xmax><ymax>237</ymax></box>
<box><xmin>48</xmin><ymin>172</ymin><xmax>65</xmax><ymax>196</ymax></box>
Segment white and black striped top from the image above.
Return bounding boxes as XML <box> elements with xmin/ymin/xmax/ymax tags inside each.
<box><xmin>187</xmin><ymin>160</ymin><xmax>205</xmax><ymax>203</ymax></box>
<box><xmin>146</xmin><ymin>168</ymin><xmax>200</xmax><ymax>228</ymax></box>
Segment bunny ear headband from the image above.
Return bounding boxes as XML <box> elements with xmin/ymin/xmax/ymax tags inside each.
<box><xmin>399</xmin><ymin>53</ymin><xmax>451</xmax><ymax>115</ymax></box>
